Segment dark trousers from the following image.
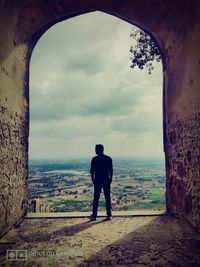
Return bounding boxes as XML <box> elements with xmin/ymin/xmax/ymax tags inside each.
<box><xmin>92</xmin><ymin>183</ymin><xmax>112</xmax><ymax>218</ymax></box>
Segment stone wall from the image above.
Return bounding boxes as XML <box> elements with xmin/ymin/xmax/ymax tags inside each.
<box><xmin>165</xmin><ymin>21</ymin><xmax>200</xmax><ymax>230</ymax></box>
<box><xmin>0</xmin><ymin>0</ymin><xmax>200</xmax><ymax>237</ymax></box>
<box><xmin>0</xmin><ymin>2</ymin><xmax>29</xmax><ymax>237</ymax></box>
<box><xmin>166</xmin><ymin>112</ymin><xmax>200</xmax><ymax>230</ymax></box>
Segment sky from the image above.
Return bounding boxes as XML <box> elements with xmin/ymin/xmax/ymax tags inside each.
<box><xmin>29</xmin><ymin>11</ymin><xmax>164</xmax><ymax>160</ymax></box>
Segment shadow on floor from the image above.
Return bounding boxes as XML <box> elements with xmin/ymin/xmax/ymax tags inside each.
<box><xmin>79</xmin><ymin>215</ymin><xmax>200</xmax><ymax>267</ymax></box>
<box><xmin>17</xmin><ymin>218</ymin><xmax>107</xmax><ymax>243</ymax></box>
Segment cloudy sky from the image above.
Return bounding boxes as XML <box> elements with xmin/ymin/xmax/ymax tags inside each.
<box><xmin>29</xmin><ymin>11</ymin><xmax>164</xmax><ymax>160</ymax></box>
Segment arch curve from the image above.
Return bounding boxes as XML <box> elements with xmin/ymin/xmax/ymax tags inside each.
<box><xmin>0</xmin><ymin>0</ymin><xmax>200</xmax><ymax>237</ymax></box>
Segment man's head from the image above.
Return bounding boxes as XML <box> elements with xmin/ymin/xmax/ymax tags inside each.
<box><xmin>95</xmin><ymin>144</ymin><xmax>104</xmax><ymax>155</ymax></box>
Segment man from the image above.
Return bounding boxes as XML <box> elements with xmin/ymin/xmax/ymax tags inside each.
<box><xmin>90</xmin><ymin>144</ymin><xmax>113</xmax><ymax>221</ymax></box>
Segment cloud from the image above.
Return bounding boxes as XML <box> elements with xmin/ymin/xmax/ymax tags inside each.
<box><xmin>111</xmin><ymin>111</ymin><xmax>162</xmax><ymax>134</ymax></box>
<box><xmin>30</xmin><ymin>115</ymin><xmax>112</xmax><ymax>139</ymax></box>
<box><xmin>63</xmin><ymin>50</ymin><xmax>106</xmax><ymax>75</ymax></box>
<box><xmin>30</xmin><ymin>75</ymin><xmax>143</xmax><ymax>121</ymax></box>
<box><xmin>29</xmin><ymin>11</ymin><xmax>163</xmax><ymax>159</ymax></box>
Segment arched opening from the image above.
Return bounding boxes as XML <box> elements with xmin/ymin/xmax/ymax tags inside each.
<box><xmin>28</xmin><ymin>11</ymin><xmax>165</xmax><ymax>214</ymax></box>
<box><xmin>1</xmin><ymin>2</ymin><xmax>200</xmax><ymax>265</ymax></box>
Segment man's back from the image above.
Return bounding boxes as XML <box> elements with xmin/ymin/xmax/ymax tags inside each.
<box><xmin>90</xmin><ymin>154</ymin><xmax>113</xmax><ymax>183</ymax></box>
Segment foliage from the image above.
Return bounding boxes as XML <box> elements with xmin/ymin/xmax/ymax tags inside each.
<box><xmin>130</xmin><ymin>28</ymin><xmax>161</xmax><ymax>74</ymax></box>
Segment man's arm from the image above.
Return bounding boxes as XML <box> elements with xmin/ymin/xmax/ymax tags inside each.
<box><xmin>109</xmin><ymin>158</ymin><xmax>113</xmax><ymax>184</ymax></box>
<box><xmin>90</xmin><ymin>158</ymin><xmax>95</xmax><ymax>184</ymax></box>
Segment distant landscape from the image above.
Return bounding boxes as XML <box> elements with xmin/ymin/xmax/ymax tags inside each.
<box><xmin>28</xmin><ymin>158</ymin><xmax>166</xmax><ymax>212</ymax></box>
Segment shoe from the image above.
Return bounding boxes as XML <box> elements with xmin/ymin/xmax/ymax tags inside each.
<box><xmin>89</xmin><ymin>215</ymin><xmax>96</xmax><ymax>221</ymax></box>
<box><xmin>106</xmin><ymin>216</ymin><xmax>112</xmax><ymax>220</ymax></box>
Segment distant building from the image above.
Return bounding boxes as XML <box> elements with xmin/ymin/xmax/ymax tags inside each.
<box><xmin>28</xmin><ymin>199</ymin><xmax>36</xmax><ymax>212</ymax></box>
<box><xmin>45</xmin><ymin>205</ymin><xmax>50</xmax><ymax>212</ymax></box>
<box><xmin>28</xmin><ymin>198</ymin><xmax>52</xmax><ymax>213</ymax></box>
<box><xmin>35</xmin><ymin>198</ymin><xmax>41</xmax><ymax>212</ymax></box>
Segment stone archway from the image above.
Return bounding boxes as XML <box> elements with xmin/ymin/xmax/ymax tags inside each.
<box><xmin>0</xmin><ymin>0</ymin><xmax>200</xmax><ymax>237</ymax></box>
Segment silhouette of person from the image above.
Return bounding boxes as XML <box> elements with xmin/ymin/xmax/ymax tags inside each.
<box><xmin>90</xmin><ymin>144</ymin><xmax>113</xmax><ymax>220</ymax></box>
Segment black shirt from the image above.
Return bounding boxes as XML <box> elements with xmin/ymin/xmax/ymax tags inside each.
<box><xmin>90</xmin><ymin>154</ymin><xmax>113</xmax><ymax>184</ymax></box>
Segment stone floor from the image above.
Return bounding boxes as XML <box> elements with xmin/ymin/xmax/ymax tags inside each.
<box><xmin>0</xmin><ymin>214</ymin><xmax>200</xmax><ymax>267</ymax></box>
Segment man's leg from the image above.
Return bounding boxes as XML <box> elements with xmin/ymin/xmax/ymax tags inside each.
<box><xmin>92</xmin><ymin>184</ymin><xmax>102</xmax><ymax>218</ymax></box>
<box><xmin>103</xmin><ymin>184</ymin><xmax>112</xmax><ymax>217</ymax></box>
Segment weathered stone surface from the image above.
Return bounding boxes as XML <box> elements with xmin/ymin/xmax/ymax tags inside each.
<box><xmin>0</xmin><ymin>0</ymin><xmax>200</xmax><ymax>237</ymax></box>
<box><xmin>166</xmin><ymin>112</ymin><xmax>200</xmax><ymax>230</ymax></box>
<box><xmin>0</xmin><ymin>216</ymin><xmax>200</xmax><ymax>266</ymax></box>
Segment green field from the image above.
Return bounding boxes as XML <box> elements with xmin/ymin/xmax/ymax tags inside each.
<box><xmin>29</xmin><ymin>158</ymin><xmax>166</xmax><ymax>212</ymax></box>
<box><xmin>49</xmin><ymin>186</ymin><xmax>166</xmax><ymax>212</ymax></box>
<box><xmin>50</xmin><ymin>198</ymin><xmax>107</xmax><ymax>212</ymax></box>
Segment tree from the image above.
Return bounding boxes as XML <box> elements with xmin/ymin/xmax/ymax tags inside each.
<box><xmin>130</xmin><ymin>28</ymin><xmax>161</xmax><ymax>74</ymax></box>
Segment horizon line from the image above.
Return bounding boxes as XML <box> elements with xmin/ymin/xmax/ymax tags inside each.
<box><xmin>29</xmin><ymin>156</ymin><xmax>165</xmax><ymax>161</ymax></box>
